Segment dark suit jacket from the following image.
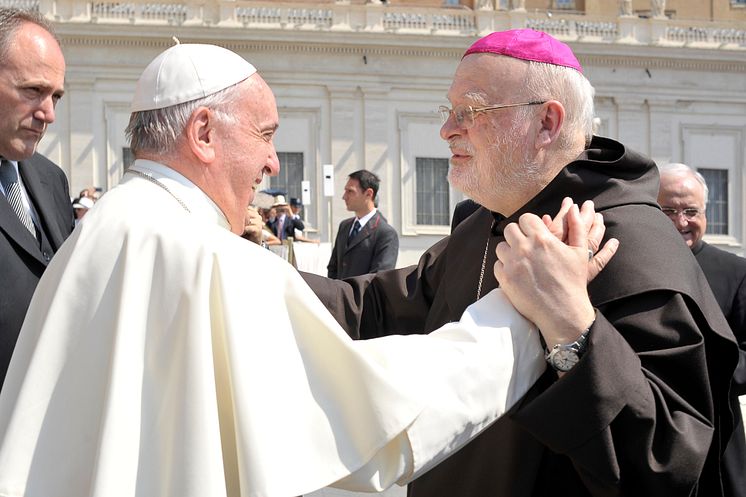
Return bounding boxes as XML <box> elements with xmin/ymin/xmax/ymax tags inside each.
<box><xmin>0</xmin><ymin>153</ymin><xmax>73</xmax><ymax>388</ymax></box>
<box><xmin>327</xmin><ymin>211</ymin><xmax>398</xmax><ymax>279</ymax></box>
<box><xmin>267</xmin><ymin>215</ymin><xmax>304</xmax><ymax>240</ymax></box>
<box><xmin>693</xmin><ymin>240</ymin><xmax>746</xmax><ymax>497</ymax></box>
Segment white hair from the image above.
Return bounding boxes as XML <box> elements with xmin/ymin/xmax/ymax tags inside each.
<box><xmin>659</xmin><ymin>162</ymin><xmax>709</xmax><ymax>205</ymax></box>
<box><xmin>515</xmin><ymin>61</ymin><xmax>596</xmax><ymax>151</ymax></box>
<box><xmin>125</xmin><ymin>83</ymin><xmax>241</xmax><ymax>156</ymax></box>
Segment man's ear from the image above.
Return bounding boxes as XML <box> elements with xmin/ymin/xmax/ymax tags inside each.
<box><xmin>534</xmin><ymin>100</ymin><xmax>565</xmax><ymax>150</ymax></box>
<box><xmin>186</xmin><ymin>107</ymin><xmax>217</xmax><ymax>163</ymax></box>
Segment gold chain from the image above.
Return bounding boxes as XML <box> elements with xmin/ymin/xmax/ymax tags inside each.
<box><xmin>476</xmin><ymin>219</ymin><xmax>496</xmax><ymax>300</ymax></box>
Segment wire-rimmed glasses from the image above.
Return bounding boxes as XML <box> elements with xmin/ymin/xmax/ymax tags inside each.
<box><xmin>438</xmin><ymin>101</ymin><xmax>547</xmax><ymax>129</ymax></box>
<box><xmin>661</xmin><ymin>207</ymin><xmax>703</xmax><ymax>220</ymax></box>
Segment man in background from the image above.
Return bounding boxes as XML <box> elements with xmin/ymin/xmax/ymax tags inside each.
<box><xmin>327</xmin><ymin>169</ymin><xmax>398</xmax><ymax>278</ymax></box>
<box><xmin>290</xmin><ymin>196</ymin><xmax>303</xmax><ymax>221</ymax></box>
<box><xmin>0</xmin><ymin>8</ymin><xmax>73</xmax><ymax>388</ymax></box>
<box><xmin>72</xmin><ymin>195</ymin><xmax>94</xmax><ymax>225</ymax></box>
<box><xmin>658</xmin><ymin>162</ymin><xmax>746</xmax><ymax>497</ymax></box>
<box><xmin>268</xmin><ymin>194</ymin><xmax>304</xmax><ymax>240</ymax></box>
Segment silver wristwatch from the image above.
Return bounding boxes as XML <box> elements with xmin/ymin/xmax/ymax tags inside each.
<box><xmin>545</xmin><ymin>328</ymin><xmax>590</xmax><ymax>372</ymax></box>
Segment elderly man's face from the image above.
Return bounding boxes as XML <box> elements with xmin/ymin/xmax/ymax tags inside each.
<box><xmin>220</xmin><ymin>76</ymin><xmax>280</xmax><ymax>210</ymax></box>
<box><xmin>657</xmin><ymin>172</ymin><xmax>707</xmax><ymax>248</ymax></box>
<box><xmin>0</xmin><ymin>22</ymin><xmax>65</xmax><ymax>161</ymax></box>
<box><xmin>440</xmin><ymin>54</ymin><xmax>538</xmax><ymax>214</ymax></box>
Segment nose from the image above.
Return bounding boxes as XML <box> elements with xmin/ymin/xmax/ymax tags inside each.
<box><xmin>265</xmin><ymin>147</ymin><xmax>280</xmax><ymax>176</ymax></box>
<box><xmin>672</xmin><ymin>212</ymin><xmax>689</xmax><ymax>229</ymax></box>
<box><xmin>34</xmin><ymin>96</ymin><xmax>56</xmax><ymax>124</ymax></box>
<box><xmin>440</xmin><ymin>113</ymin><xmax>460</xmax><ymax>141</ymax></box>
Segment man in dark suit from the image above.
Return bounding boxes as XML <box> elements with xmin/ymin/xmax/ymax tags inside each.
<box><xmin>0</xmin><ymin>8</ymin><xmax>74</xmax><ymax>388</ymax></box>
<box><xmin>328</xmin><ymin>169</ymin><xmax>398</xmax><ymax>279</ymax></box>
<box><xmin>658</xmin><ymin>162</ymin><xmax>746</xmax><ymax>497</ymax></box>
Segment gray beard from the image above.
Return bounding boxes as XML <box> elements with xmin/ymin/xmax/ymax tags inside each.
<box><xmin>449</xmin><ymin>124</ymin><xmax>541</xmax><ymax>213</ymax></box>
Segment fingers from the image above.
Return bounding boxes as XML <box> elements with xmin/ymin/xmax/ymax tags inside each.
<box><xmin>542</xmin><ymin>214</ymin><xmax>553</xmax><ymax>230</ymax></box>
<box><xmin>544</xmin><ymin>198</ymin><xmax>595</xmax><ymax>243</ymax></box>
<box><xmin>586</xmin><ymin>212</ymin><xmax>606</xmax><ymax>254</ymax></box>
<box><xmin>588</xmin><ymin>238</ymin><xmax>619</xmax><ymax>282</ymax></box>
<box><xmin>565</xmin><ymin>204</ymin><xmax>589</xmax><ymax>249</ymax></box>
<box><xmin>578</xmin><ymin>200</ymin><xmax>595</xmax><ymax>228</ymax></box>
<box><xmin>545</xmin><ymin>197</ymin><xmax>573</xmax><ymax>241</ymax></box>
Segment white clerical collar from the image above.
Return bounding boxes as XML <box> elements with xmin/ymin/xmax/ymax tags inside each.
<box><xmin>127</xmin><ymin>159</ymin><xmax>231</xmax><ymax>231</ymax></box>
<box><xmin>357</xmin><ymin>208</ymin><xmax>377</xmax><ymax>228</ymax></box>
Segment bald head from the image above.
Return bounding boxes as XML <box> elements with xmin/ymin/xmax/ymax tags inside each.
<box><xmin>0</xmin><ymin>8</ymin><xmax>60</xmax><ymax>61</ymax></box>
<box><xmin>658</xmin><ymin>163</ymin><xmax>707</xmax><ymax>249</ymax></box>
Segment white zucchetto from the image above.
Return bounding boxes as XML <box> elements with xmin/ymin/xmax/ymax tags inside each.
<box><xmin>131</xmin><ymin>43</ymin><xmax>257</xmax><ymax>112</ymax></box>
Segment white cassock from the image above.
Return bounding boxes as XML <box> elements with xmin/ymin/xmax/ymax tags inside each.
<box><xmin>0</xmin><ymin>160</ymin><xmax>544</xmax><ymax>497</ymax></box>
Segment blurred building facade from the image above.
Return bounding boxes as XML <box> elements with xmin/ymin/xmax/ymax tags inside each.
<box><xmin>6</xmin><ymin>0</ymin><xmax>746</xmax><ymax>264</ymax></box>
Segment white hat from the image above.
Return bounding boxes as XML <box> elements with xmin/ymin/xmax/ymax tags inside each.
<box><xmin>72</xmin><ymin>197</ymin><xmax>94</xmax><ymax>209</ymax></box>
<box><xmin>131</xmin><ymin>43</ymin><xmax>257</xmax><ymax>112</ymax></box>
<box><xmin>272</xmin><ymin>195</ymin><xmax>289</xmax><ymax>207</ymax></box>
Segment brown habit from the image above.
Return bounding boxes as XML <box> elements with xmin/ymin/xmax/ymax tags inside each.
<box><xmin>304</xmin><ymin>136</ymin><xmax>738</xmax><ymax>496</ymax></box>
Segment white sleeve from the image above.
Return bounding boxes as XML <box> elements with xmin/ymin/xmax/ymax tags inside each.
<box><xmin>332</xmin><ymin>288</ymin><xmax>545</xmax><ymax>491</ymax></box>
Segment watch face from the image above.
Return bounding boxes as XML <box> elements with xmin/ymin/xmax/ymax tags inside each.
<box><xmin>552</xmin><ymin>349</ymin><xmax>580</xmax><ymax>372</ymax></box>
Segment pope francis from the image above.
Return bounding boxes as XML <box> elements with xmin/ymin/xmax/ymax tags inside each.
<box><xmin>0</xmin><ymin>43</ymin><xmax>603</xmax><ymax>497</ymax></box>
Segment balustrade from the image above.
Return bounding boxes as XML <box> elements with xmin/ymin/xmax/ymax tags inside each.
<box><xmin>0</xmin><ymin>0</ymin><xmax>741</xmax><ymax>50</ymax></box>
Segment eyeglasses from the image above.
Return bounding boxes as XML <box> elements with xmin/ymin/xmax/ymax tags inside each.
<box><xmin>661</xmin><ymin>207</ymin><xmax>702</xmax><ymax>219</ymax></box>
<box><xmin>438</xmin><ymin>101</ymin><xmax>547</xmax><ymax>129</ymax></box>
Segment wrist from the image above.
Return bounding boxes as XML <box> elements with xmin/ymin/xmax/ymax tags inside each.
<box><xmin>544</xmin><ymin>310</ymin><xmax>596</xmax><ymax>373</ymax></box>
<box><xmin>539</xmin><ymin>302</ymin><xmax>595</xmax><ymax>349</ymax></box>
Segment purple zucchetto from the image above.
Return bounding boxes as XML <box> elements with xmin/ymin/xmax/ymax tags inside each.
<box><xmin>463</xmin><ymin>29</ymin><xmax>582</xmax><ymax>73</ymax></box>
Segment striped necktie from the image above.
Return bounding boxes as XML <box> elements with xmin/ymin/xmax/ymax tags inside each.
<box><xmin>0</xmin><ymin>159</ymin><xmax>37</xmax><ymax>239</ymax></box>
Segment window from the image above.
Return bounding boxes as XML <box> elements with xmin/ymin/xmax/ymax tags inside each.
<box><xmin>416</xmin><ymin>157</ymin><xmax>449</xmax><ymax>226</ymax></box>
<box><xmin>271</xmin><ymin>152</ymin><xmax>304</xmax><ymax>201</ymax></box>
<box><xmin>443</xmin><ymin>0</ymin><xmax>460</xmax><ymax>5</ymax></box>
<box><xmin>554</xmin><ymin>0</ymin><xmax>575</xmax><ymax>9</ymax></box>
<box><xmin>732</xmin><ymin>0</ymin><xmax>746</xmax><ymax>5</ymax></box>
<box><xmin>122</xmin><ymin>147</ymin><xmax>134</xmax><ymax>171</ymax></box>
<box><xmin>699</xmin><ymin>168</ymin><xmax>728</xmax><ymax>235</ymax></box>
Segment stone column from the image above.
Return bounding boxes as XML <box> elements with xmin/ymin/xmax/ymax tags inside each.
<box><xmin>614</xmin><ymin>96</ymin><xmax>649</xmax><ymax>155</ymax></box>
<box><xmin>648</xmin><ymin>99</ymin><xmax>677</xmax><ymax>166</ymax></box>
<box><xmin>361</xmin><ymin>85</ymin><xmax>396</xmax><ymax>227</ymax></box>
<box><xmin>327</xmin><ymin>85</ymin><xmax>363</xmax><ymax>225</ymax></box>
<box><xmin>619</xmin><ymin>0</ymin><xmax>633</xmax><ymax>17</ymax></box>
<box><xmin>651</xmin><ymin>0</ymin><xmax>666</xmax><ymax>19</ymax></box>
<box><xmin>64</xmin><ymin>76</ymin><xmax>97</xmax><ymax>193</ymax></box>
<box><xmin>511</xmin><ymin>0</ymin><xmax>526</xmax><ymax>11</ymax></box>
